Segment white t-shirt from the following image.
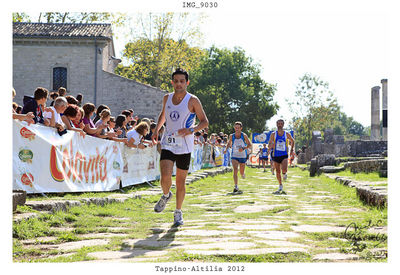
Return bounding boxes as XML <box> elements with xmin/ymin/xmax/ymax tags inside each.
<box><xmin>127</xmin><ymin>129</ymin><xmax>141</xmax><ymax>146</ymax></box>
<box><xmin>43</xmin><ymin>106</ymin><xmax>63</xmax><ymax>125</ymax></box>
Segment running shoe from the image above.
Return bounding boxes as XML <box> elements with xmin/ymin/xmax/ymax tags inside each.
<box><xmin>173</xmin><ymin>209</ymin><xmax>184</xmax><ymax>226</ymax></box>
<box><xmin>154</xmin><ymin>191</ymin><xmax>172</xmax><ymax>213</ymax></box>
<box><xmin>283</xmin><ymin>173</ymin><xmax>287</xmax><ymax>181</ymax></box>
<box><xmin>233</xmin><ymin>186</ymin><xmax>240</xmax><ymax>193</ymax></box>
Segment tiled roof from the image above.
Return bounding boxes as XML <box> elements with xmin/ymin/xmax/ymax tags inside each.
<box><xmin>13</xmin><ymin>22</ymin><xmax>112</xmax><ymax>39</ymax></box>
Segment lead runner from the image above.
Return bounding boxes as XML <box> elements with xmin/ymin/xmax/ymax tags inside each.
<box><xmin>152</xmin><ymin>68</ymin><xmax>209</xmax><ymax>226</ymax></box>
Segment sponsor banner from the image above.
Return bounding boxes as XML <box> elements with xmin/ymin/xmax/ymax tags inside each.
<box><xmin>252</xmin><ymin>132</ymin><xmax>270</xmax><ymax>144</ymax></box>
<box><xmin>13</xmin><ymin>120</ymin><xmax>233</xmax><ymax>194</ymax></box>
<box><xmin>121</xmin><ymin>146</ymin><xmax>159</xmax><ymax>187</ymax></box>
<box><xmin>13</xmin><ymin>120</ymin><xmax>123</xmax><ymax>193</ymax></box>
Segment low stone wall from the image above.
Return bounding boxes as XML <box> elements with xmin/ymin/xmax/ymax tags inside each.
<box><xmin>343</xmin><ymin>159</ymin><xmax>387</xmax><ymax>176</ymax></box>
<box><xmin>327</xmin><ymin>175</ymin><xmax>387</xmax><ymax>208</ymax></box>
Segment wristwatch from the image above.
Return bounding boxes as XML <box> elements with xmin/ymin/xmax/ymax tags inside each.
<box><xmin>189</xmin><ymin>128</ymin><xmax>195</xmax><ymax>133</ymax></box>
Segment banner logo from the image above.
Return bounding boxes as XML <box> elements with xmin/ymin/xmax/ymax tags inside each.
<box><xmin>20</xmin><ymin>127</ymin><xmax>36</xmax><ymax>141</ymax></box>
<box><xmin>21</xmin><ymin>173</ymin><xmax>34</xmax><ymax>187</ymax></box>
<box><xmin>18</xmin><ymin>149</ymin><xmax>33</xmax><ymax>163</ymax></box>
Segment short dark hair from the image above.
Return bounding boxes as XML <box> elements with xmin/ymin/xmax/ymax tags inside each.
<box><xmin>63</xmin><ymin>104</ymin><xmax>79</xmax><ymax>118</ymax></box>
<box><xmin>76</xmin><ymin>93</ymin><xmax>83</xmax><ymax>101</ymax></box>
<box><xmin>65</xmin><ymin>95</ymin><xmax>78</xmax><ymax>105</ymax></box>
<box><xmin>121</xmin><ymin>110</ymin><xmax>131</xmax><ymax>118</ymax></box>
<box><xmin>58</xmin><ymin>87</ymin><xmax>67</xmax><ymax>96</ymax></box>
<box><xmin>34</xmin><ymin>87</ymin><xmax>49</xmax><ymax>101</ymax></box>
<box><xmin>234</xmin><ymin>121</ymin><xmax>243</xmax><ymax>127</ymax></box>
<box><xmin>276</xmin><ymin>119</ymin><xmax>285</xmax><ymax>124</ymax></box>
<box><xmin>50</xmin><ymin>92</ymin><xmax>59</xmax><ymax>100</ymax></box>
<box><xmin>115</xmin><ymin>114</ymin><xmax>126</xmax><ymax>128</ymax></box>
<box><xmin>96</xmin><ymin>104</ymin><xmax>109</xmax><ymax>116</ymax></box>
<box><xmin>82</xmin><ymin>103</ymin><xmax>96</xmax><ymax>118</ymax></box>
<box><xmin>172</xmin><ymin>68</ymin><xmax>189</xmax><ymax>82</ymax></box>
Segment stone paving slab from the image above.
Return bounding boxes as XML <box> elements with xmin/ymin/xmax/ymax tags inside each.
<box><xmin>291</xmin><ymin>225</ymin><xmax>345</xmax><ymax>233</ymax></box>
<box><xmin>87</xmin><ymin>249</ymin><xmax>169</xmax><ymax>260</ymax></box>
<box><xmin>122</xmin><ymin>239</ymin><xmax>185</xmax><ymax>248</ymax></box>
<box><xmin>170</xmin><ymin>241</ymin><xmax>256</xmax><ymax>251</ymax></box>
<box><xmin>233</xmin><ymin>204</ymin><xmax>289</xmax><ymax>213</ymax></box>
<box><xmin>184</xmin><ymin>247</ymin><xmax>307</xmax><ymax>255</ymax></box>
<box><xmin>219</xmin><ymin>224</ymin><xmax>280</xmax><ymax>230</ymax></box>
<box><xmin>78</xmin><ymin>232</ymin><xmax>130</xmax><ymax>239</ymax></box>
<box><xmin>297</xmin><ymin>209</ymin><xmax>337</xmax><ymax>215</ymax></box>
<box><xmin>256</xmin><ymin>240</ymin><xmax>309</xmax><ymax>248</ymax></box>
<box><xmin>312</xmin><ymin>253</ymin><xmax>360</xmax><ymax>261</ymax></box>
<box><xmin>175</xmin><ymin>230</ymin><xmax>241</xmax><ymax>237</ymax></box>
<box><xmin>251</xmin><ymin>231</ymin><xmax>302</xmax><ymax>240</ymax></box>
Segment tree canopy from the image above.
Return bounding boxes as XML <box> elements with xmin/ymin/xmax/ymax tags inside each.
<box><xmin>189</xmin><ymin>46</ymin><xmax>278</xmax><ymax>134</ymax></box>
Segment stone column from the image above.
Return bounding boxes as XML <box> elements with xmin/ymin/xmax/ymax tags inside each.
<box><xmin>381</xmin><ymin>79</ymin><xmax>388</xmax><ymax>141</ymax></box>
<box><xmin>371</xmin><ymin>86</ymin><xmax>381</xmax><ymax>141</ymax></box>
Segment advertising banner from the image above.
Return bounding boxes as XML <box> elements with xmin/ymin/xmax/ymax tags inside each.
<box><xmin>13</xmin><ymin>120</ymin><xmax>123</xmax><ymax>193</ymax></box>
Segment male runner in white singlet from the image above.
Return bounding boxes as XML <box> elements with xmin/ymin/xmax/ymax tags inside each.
<box><xmin>152</xmin><ymin>68</ymin><xmax>208</xmax><ymax>226</ymax></box>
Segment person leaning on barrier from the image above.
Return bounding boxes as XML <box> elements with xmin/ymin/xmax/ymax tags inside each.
<box><xmin>12</xmin><ymin>88</ymin><xmax>34</xmax><ymax>124</ymax></box>
<box><xmin>21</xmin><ymin>87</ymin><xmax>51</xmax><ymax>126</ymax></box>
<box><xmin>126</xmin><ymin>121</ymin><xmax>150</xmax><ymax>149</ymax></box>
<box><xmin>61</xmin><ymin>104</ymin><xmax>86</xmax><ymax>137</ymax></box>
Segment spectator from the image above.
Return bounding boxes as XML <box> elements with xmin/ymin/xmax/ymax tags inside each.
<box><xmin>76</xmin><ymin>93</ymin><xmax>83</xmax><ymax>107</ymax></box>
<box><xmin>12</xmin><ymin>88</ymin><xmax>34</xmax><ymax>124</ymax></box>
<box><xmin>93</xmin><ymin>104</ymin><xmax>110</xmax><ymax>124</ymax></box>
<box><xmin>144</xmin><ymin>122</ymin><xmax>157</xmax><ymax>141</ymax></box>
<box><xmin>12</xmin><ymin>102</ymin><xmax>18</xmax><ymax>112</ymax></box>
<box><xmin>61</xmin><ymin>104</ymin><xmax>86</xmax><ymax>137</ymax></box>
<box><xmin>82</xmin><ymin>103</ymin><xmax>107</xmax><ymax>136</ymax></box>
<box><xmin>126</xmin><ymin>121</ymin><xmax>150</xmax><ymax>149</ymax></box>
<box><xmin>94</xmin><ymin>109</ymin><xmax>115</xmax><ymax>139</ymax></box>
<box><xmin>65</xmin><ymin>95</ymin><xmax>79</xmax><ymax>105</ymax></box>
<box><xmin>121</xmin><ymin>110</ymin><xmax>134</xmax><ymax>130</ymax></box>
<box><xmin>115</xmin><ymin>114</ymin><xmax>128</xmax><ymax>138</ymax></box>
<box><xmin>21</xmin><ymin>87</ymin><xmax>50</xmax><ymax>125</ymax></box>
<box><xmin>71</xmin><ymin>107</ymin><xmax>85</xmax><ymax>129</ymax></box>
<box><xmin>107</xmin><ymin>116</ymin><xmax>126</xmax><ymax>144</ymax></box>
<box><xmin>49</xmin><ymin>91</ymin><xmax>59</xmax><ymax>106</ymax></box>
<box><xmin>43</xmin><ymin>97</ymin><xmax>68</xmax><ymax>128</ymax></box>
<box><xmin>58</xmin><ymin>87</ymin><xmax>67</xmax><ymax>97</ymax></box>
<box><xmin>15</xmin><ymin>106</ymin><xmax>22</xmax><ymax>114</ymax></box>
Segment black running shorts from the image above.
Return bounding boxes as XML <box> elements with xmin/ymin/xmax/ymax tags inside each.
<box><xmin>272</xmin><ymin>155</ymin><xmax>288</xmax><ymax>164</ymax></box>
<box><xmin>160</xmin><ymin>149</ymin><xmax>191</xmax><ymax>170</ymax></box>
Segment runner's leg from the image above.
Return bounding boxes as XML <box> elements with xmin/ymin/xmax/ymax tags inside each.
<box><xmin>175</xmin><ymin>168</ymin><xmax>188</xmax><ymax>210</ymax></box>
<box><xmin>274</xmin><ymin>161</ymin><xmax>282</xmax><ymax>186</ymax></box>
<box><xmin>160</xmin><ymin>159</ymin><xmax>174</xmax><ymax>195</ymax></box>
<box><xmin>239</xmin><ymin>162</ymin><xmax>246</xmax><ymax>178</ymax></box>
<box><xmin>232</xmin><ymin>159</ymin><xmax>239</xmax><ymax>188</ymax></box>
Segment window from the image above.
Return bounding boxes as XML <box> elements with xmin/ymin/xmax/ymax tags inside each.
<box><xmin>53</xmin><ymin>67</ymin><xmax>67</xmax><ymax>91</ymax></box>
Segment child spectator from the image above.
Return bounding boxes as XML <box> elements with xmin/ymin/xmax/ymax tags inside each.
<box><xmin>93</xmin><ymin>104</ymin><xmax>110</xmax><ymax>124</ymax></box>
<box><xmin>71</xmin><ymin>107</ymin><xmax>85</xmax><ymax>129</ymax></box>
<box><xmin>126</xmin><ymin>121</ymin><xmax>150</xmax><ymax>149</ymax></box>
<box><xmin>82</xmin><ymin>103</ymin><xmax>107</xmax><ymax>136</ymax></box>
<box><xmin>115</xmin><ymin>114</ymin><xmax>128</xmax><ymax>138</ymax></box>
<box><xmin>76</xmin><ymin>93</ymin><xmax>83</xmax><ymax>107</ymax></box>
<box><xmin>94</xmin><ymin>109</ymin><xmax>116</xmax><ymax>139</ymax></box>
<box><xmin>58</xmin><ymin>87</ymin><xmax>67</xmax><ymax>97</ymax></box>
<box><xmin>49</xmin><ymin>91</ymin><xmax>59</xmax><ymax>106</ymax></box>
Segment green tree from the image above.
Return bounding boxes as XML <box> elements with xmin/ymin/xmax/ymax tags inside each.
<box><xmin>115</xmin><ymin>38</ymin><xmax>205</xmax><ymax>91</ymax></box>
<box><xmin>190</xmin><ymin>46</ymin><xmax>278</xmax><ymax>134</ymax></box>
<box><xmin>12</xmin><ymin>13</ymin><xmax>31</xmax><ymax>22</ymax></box>
<box><xmin>115</xmin><ymin>13</ymin><xmax>206</xmax><ymax>90</ymax></box>
<box><xmin>287</xmin><ymin>73</ymin><xmax>340</xmax><ymax>148</ymax></box>
<box><xmin>35</xmin><ymin>12</ymin><xmax>126</xmax><ymax>24</ymax></box>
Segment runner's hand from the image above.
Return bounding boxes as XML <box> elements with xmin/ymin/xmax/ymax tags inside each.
<box><xmin>151</xmin><ymin>131</ymin><xmax>159</xmax><ymax>144</ymax></box>
<box><xmin>177</xmin><ymin>128</ymin><xmax>192</xmax><ymax>136</ymax></box>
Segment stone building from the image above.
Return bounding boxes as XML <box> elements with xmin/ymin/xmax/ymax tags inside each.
<box><xmin>13</xmin><ymin>22</ymin><xmax>166</xmax><ymax>119</ymax></box>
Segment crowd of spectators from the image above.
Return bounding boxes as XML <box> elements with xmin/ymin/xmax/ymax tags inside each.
<box><xmin>13</xmin><ymin>86</ymin><xmax>231</xmax><ymax>153</ymax></box>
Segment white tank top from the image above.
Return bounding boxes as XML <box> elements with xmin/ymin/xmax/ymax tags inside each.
<box><xmin>161</xmin><ymin>92</ymin><xmax>196</xmax><ymax>154</ymax></box>
<box><xmin>232</xmin><ymin>133</ymin><xmax>247</xmax><ymax>158</ymax></box>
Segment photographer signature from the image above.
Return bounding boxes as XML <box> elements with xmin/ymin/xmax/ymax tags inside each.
<box><xmin>344</xmin><ymin>219</ymin><xmax>386</xmax><ymax>252</ymax></box>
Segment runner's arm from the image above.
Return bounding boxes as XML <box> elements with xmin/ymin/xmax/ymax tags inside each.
<box><xmin>243</xmin><ymin>133</ymin><xmax>252</xmax><ymax>150</ymax></box>
<box><xmin>152</xmin><ymin>94</ymin><xmax>168</xmax><ymax>143</ymax></box>
<box><xmin>267</xmin><ymin>132</ymin><xmax>275</xmax><ymax>154</ymax></box>
<box><xmin>178</xmin><ymin>96</ymin><xmax>209</xmax><ymax>136</ymax></box>
<box><xmin>287</xmin><ymin>132</ymin><xmax>295</xmax><ymax>153</ymax></box>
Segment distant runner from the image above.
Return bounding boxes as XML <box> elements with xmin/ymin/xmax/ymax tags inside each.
<box><xmin>267</xmin><ymin>119</ymin><xmax>295</xmax><ymax>194</ymax></box>
<box><xmin>224</xmin><ymin>121</ymin><xmax>252</xmax><ymax>193</ymax></box>
<box><xmin>255</xmin><ymin>143</ymin><xmax>269</xmax><ymax>172</ymax></box>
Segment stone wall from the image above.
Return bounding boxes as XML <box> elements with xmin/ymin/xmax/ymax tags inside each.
<box><xmin>101</xmin><ymin>71</ymin><xmax>166</xmax><ymax>119</ymax></box>
<box><xmin>343</xmin><ymin>159</ymin><xmax>387</xmax><ymax>175</ymax></box>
